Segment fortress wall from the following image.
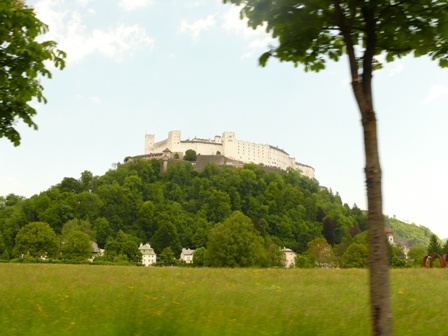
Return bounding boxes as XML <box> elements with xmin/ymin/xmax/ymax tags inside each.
<box><xmin>174</xmin><ymin>142</ymin><xmax>222</xmax><ymax>155</ymax></box>
<box><xmin>296</xmin><ymin>164</ymin><xmax>315</xmax><ymax>179</ymax></box>
<box><xmin>266</xmin><ymin>146</ymin><xmax>293</xmax><ymax>170</ymax></box>
<box><xmin>144</xmin><ymin>130</ymin><xmax>315</xmax><ymax>179</ymax></box>
<box><xmin>153</xmin><ymin>139</ymin><xmax>168</xmax><ymax>153</ymax></box>
<box><xmin>224</xmin><ymin>138</ymin><xmax>271</xmax><ymax>166</ymax></box>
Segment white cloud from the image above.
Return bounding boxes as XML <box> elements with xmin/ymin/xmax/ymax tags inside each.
<box><xmin>33</xmin><ymin>1</ymin><xmax>154</xmax><ymax>64</ymax></box>
<box><xmin>222</xmin><ymin>6</ymin><xmax>274</xmax><ymax>59</ymax></box>
<box><xmin>241</xmin><ymin>37</ymin><xmax>272</xmax><ymax>59</ymax></box>
<box><xmin>373</xmin><ymin>55</ymin><xmax>404</xmax><ymax>76</ymax></box>
<box><xmin>420</xmin><ymin>84</ymin><xmax>448</xmax><ymax>105</ymax></box>
<box><xmin>185</xmin><ymin>1</ymin><xmax>204</xmax><ymax>8</ymax></box>
<box><xmin>374</xmin><ymin>54</ymin><xmax>386</xmax><ymax>64</ymax></box>
<box><xmin>118</xmin><ymin>0</ymin><xmax>154</xmax><ymax>11</ymax></box>
<box><xmin>222</xmin><ymin>5</ymin><xmax>264</xmax><ymax>38</ymax></box>
<box><xmin>90</xmin><ymin>96</ymin><xmax>102</xmax><ymax>104</ymax></box>
<box><xmin>180</xmin><ymin>15</ymin><xmax>216</xmax><ymax>40</ymax></box>
<box><xmin>388</xmin><ymin>62</ymin><xmax>404</xmax><ymax>76</ymax></box>
<box><xmin>76</xmin><ymin>0</ymin><xmax>90</xmax><ymax>6</ymax></box>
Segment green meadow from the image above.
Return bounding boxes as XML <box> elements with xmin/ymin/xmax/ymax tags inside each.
<box><xmin>0</xmin><ymin>264</ymin><xmax>446</xmax><ymax>336</ymax></box>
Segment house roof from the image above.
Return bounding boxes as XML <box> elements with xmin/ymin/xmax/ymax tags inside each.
<box><xmin>181</xmin><ymin>248</ymin><xmax>195</xmax><ymax>256</ymax></box>
<box><xmin>91</xmin><ymin>241</ymin><xmax>100</xmax><ymax>253</ymax></box>
<box><xmin>139</xmin><ymin>243</ymin><xmax>156</xmax><ymax>255</ymax></box>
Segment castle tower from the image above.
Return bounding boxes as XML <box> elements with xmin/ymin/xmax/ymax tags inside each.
<box><xmin>221</xmin><ymin>131</ymin><xmax>236</xmax><ymax>158</ymax></box>
<box><xmin>145</xmin><ymin>134</ymin><xmax>155</xmax><ymax>154</ymax></box>
<box><xmin>168</xmin><ymin>130</ymin><xmax>181</xmax><ymax>149</ymax></box>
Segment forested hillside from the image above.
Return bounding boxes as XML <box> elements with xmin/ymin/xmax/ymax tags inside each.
<box><xmin>0</xmin><ymin>159</ymin><xmax>434</xmax><ymax>266</ymax></box>
<box><xmin>386</xmin><ymin>217</ymin><xmax>433</xmax><ymax>247</ymax></box>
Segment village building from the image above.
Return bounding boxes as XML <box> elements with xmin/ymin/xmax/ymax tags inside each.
<box><xmin>282</xmin><ymin>247</ymin><xmax>297</xmax><ymax>268</ymax></box>
<box><xmin>180</xmin><ymin>248</ymin><xmax>195</xmax><ymax>264</ymax></box>
<box><xmin>89</xmin><ymin>241</ymin><xmax>104</xmax><ymax>262</ymax></box>
<box><xmin>139</xmin><ymin>243</ymin><xmax>157</xmax><ymax>266</ymax></box>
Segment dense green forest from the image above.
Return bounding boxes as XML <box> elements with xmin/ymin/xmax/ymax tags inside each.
<box><xmin>0</xmin><ymin>159</ymin><xmax>435</xmax><ymax>267</ymax></box>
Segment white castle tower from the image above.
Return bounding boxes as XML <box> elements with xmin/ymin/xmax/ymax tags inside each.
<box><xmin>144</xmin><ymin>134</ymin><xmax>155</xmax><ymax>154</ymax></box>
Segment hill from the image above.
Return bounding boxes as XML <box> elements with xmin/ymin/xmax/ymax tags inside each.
<box><xmin>386</xmin><ymin>216</ymin><xmax>433</xmax><ymax>247</ymax></box>
<box><xmin>0</xmin><ymin>158</ymin><xmax>436</xmax><ymax>263</ymax></box>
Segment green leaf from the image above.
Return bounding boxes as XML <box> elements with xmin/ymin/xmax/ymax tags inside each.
<box><xmin>259</xmin><ymin>51</ymin><xmax>271</xmax><ymax>67</ymax></box>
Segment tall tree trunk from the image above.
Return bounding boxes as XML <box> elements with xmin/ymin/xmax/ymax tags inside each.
<box><xmin>352</xmin><ymin>85</ymin><xmax>392</xmax><ymax>334</ymax></box>
<box><xmin>334</xmin><ymin>2</ymin><xmax>391</xmax><ymax>333</ymax></box>
<box><xmin>361</xmin><ymin>105</ymin><xmax>391</xmax><ymax>336</ymax></box>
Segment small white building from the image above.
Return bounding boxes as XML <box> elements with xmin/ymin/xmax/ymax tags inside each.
<box><xmin>89</xmin><ymin>241</ymin><xmax>104</xmax><ymax>262</ymax></box>
<box><xmin>282</xmin><ymin>247</ymin><xmax>297</xmax><ymax>268</ymax></box>
<box><xmin>180</xmin><ymin>248</ymin><xmax>195</xmax><ymax>264</ymax></box>
<box><xmin>139</xmin><ymin>243</ymin><xmax>157</xmax><ymax>266</ymax></box>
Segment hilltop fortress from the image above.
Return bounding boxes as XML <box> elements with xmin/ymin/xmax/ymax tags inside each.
<box><xmin>141</xmin><ymin>130</ymin><xmax>315</xmax><ymax>179</ymax></box>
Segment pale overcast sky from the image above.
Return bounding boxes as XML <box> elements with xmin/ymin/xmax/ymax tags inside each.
<box><xmin>1</xmin><ymin>0</ymin><xmax>447</xmax><ymax>238</ymax></box>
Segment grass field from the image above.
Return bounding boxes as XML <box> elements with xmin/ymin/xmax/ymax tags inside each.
<box><xmin>0</xmin><ymin>264</ymin><xmax>446</xmax><ymax>335</ymax></box>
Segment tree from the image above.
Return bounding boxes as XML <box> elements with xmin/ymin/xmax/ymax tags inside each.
<box><xmin>306</xmin><ymin>237</ymin><xmax>334</xmax><ymax>268</ymax></box>
<box><xmin>206</xmin><ymin>211</ymin><xmax>266</xmax><ymax>267</ymax></box>
<box><xmin>265</xmin><ymin>238</ymin><xmax>285</xmax><ymax>267</ymax></box>
<box><xmin>389</xmin><ymin>244</ymin><xmax>407</xmax><ymax>268</ymax></box>
<box><xmin>134</xmin><ymin>201</ymin><xmax>156</xmax><ymax>241</ymax></box>
<box><xmin>341</xmin><ymin>243</ymin><xmax>368</xmax><ymax>268</ymax></box>
<box><xmin>192</xmin><ymin>246</ymin><xmax>207</xmax><ymax>266</ymax></box>
<box><xmin>92</xmin><ymin>217</ymin><xmax>112</xmax><ymax>248</ymax></box>
<box><xmin>59</xmin><ymin>177</ymin><xmax>83</xmax><ymax>194</ymax></box>
<box><xmin>427</xmin><ymin>234</ymin><xmax>442</xmax><ymax>255</ymax></box>
<box><xmin>295</xmin><ymin>254</ymin><xmax>315</xmax><ymax>268</ymax></box>
<box><xmin>104</xmin><ymin>230</ymin><xmax>141</xmax><ymax>264</ymax></box>
<box><xmin>184</xmin><ymin>149</ymin><xmax>197</xmax><ymax>162</ymax></box>
<box><xmin>13</xmin><ymin>222</ymin><xmax>59</xmax><ymax>258</ymax></box>
<box><xmin>442</xmin><ymin>240</ymin><xmax>448</xmax><ymax>257</ymax></box>
<box><xmin>72</xmin><ymin>192</ymin><xmax>102</xmax><ymax>221</ymax></box>
<box><xmin>322</xmin><ymin>216</ymin><xmax>336</xmax><ymax>246</ymax></box>
<box><xmin>61</xmin><ymin>218</ymin><xmax>95</xmax><ymax>241</ymax></box>
<box><xmin>159</xmin><ymin>247</ymin><xmax>176</xmax><ymax>266</ymax></box>
<box><xmin>202</xmin><ymin>188</ymin><xmax>232</xmax><ymax>223</ymax></box>
<box><xmin>0</xmin><ymin>0</ymin><xmax>65</xmax><ymax>146</ymax></box>
<box><xmin>407</xmin><ymin>244</ymin><xmax>427</xmax><ymax>267</ymax></box>
<box><xmin>61</xmin><ymin>230</ymin><xmax>92</xmax><ymax>261</ymax></box>
<box><xmin>222</xmin><ymin>1</ymin><xmax>448</xmax><ymax>333</ymax></box>
<box><xmin>150</xmin><ymin>220</ymin><xmax>181</xmax><ymax>255</ymax></box>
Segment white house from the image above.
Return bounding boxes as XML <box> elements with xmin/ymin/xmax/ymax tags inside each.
<box><xmin>139</xmin><ymin>243</ymin><xmax>157</xmax><ymax>266</ymax></box>
<box><xmin>282</xmin><ymin>247</ymin><xmax>297</xmax><ymax>268</ymax></box>
<box><xmin>180</xmin><ymin>248</ymin><xmax>195</xmax><ymax>264</ymax></box>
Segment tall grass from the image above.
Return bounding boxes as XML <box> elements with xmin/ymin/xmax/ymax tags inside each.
<box><xmin>0</xmin><ymin>264</ymin><xmax>445</xmax><ymax>335</ymax></box>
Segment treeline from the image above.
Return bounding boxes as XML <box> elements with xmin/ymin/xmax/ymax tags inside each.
<box><xmin>0</xmin><ymin>159</ymin><xmax>434</xmax><ymax>267</ymax></box>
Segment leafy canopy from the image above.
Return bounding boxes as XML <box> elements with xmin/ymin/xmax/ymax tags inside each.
<box><xmin>224</xmin><ymin>0</ymin><xmax>448</xmax><ymax>72</ymax></box>
<box><xmin>0</xmin><ymin>0</ymin><xmax>66</xmax><ymax>145</ymax></box>
<box><xmin>13</xmin><ymin>221</ymin><xmax>59</xmax><ymax>258</ymax></box>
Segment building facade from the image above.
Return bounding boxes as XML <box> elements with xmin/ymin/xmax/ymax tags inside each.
<box><xmin>282</xmin><ymin>247</ymin><xmax>297</xmax><ymax>268</ymax></box>
<box><xmin>139</xmin><ymin>243</ymin><xmax>157</xmax><ymax>266</ymax></box>
<box><xmin>144</xmin><ymin>131</ymin><xmax>315</xmax><ymax>178</ymax></box>
<box><xmin>180</xmin><ymin>248</ymin><xmax>195</xmax><ymax>264</ymax></box>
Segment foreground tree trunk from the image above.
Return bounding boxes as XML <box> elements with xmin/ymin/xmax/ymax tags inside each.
<box><xmin>360</xmin><ymin>103</ymin><xmax>391</xmax><ymax>336</ymax></box>
<box><xmin>353</xmin><ymin>73</ymin><xmax>391</xmax><ymax>335</ymax></box>
<box><xmin>337</xmin><ymin>2</ymin><xmax>392</xmax><ymax>332</ymax></box>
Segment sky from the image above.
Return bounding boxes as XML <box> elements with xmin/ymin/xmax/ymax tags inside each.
<box><xmin>1</xmin><ymin>0</ymin><xmax>447</xmax><ymax>238</ymax></box>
